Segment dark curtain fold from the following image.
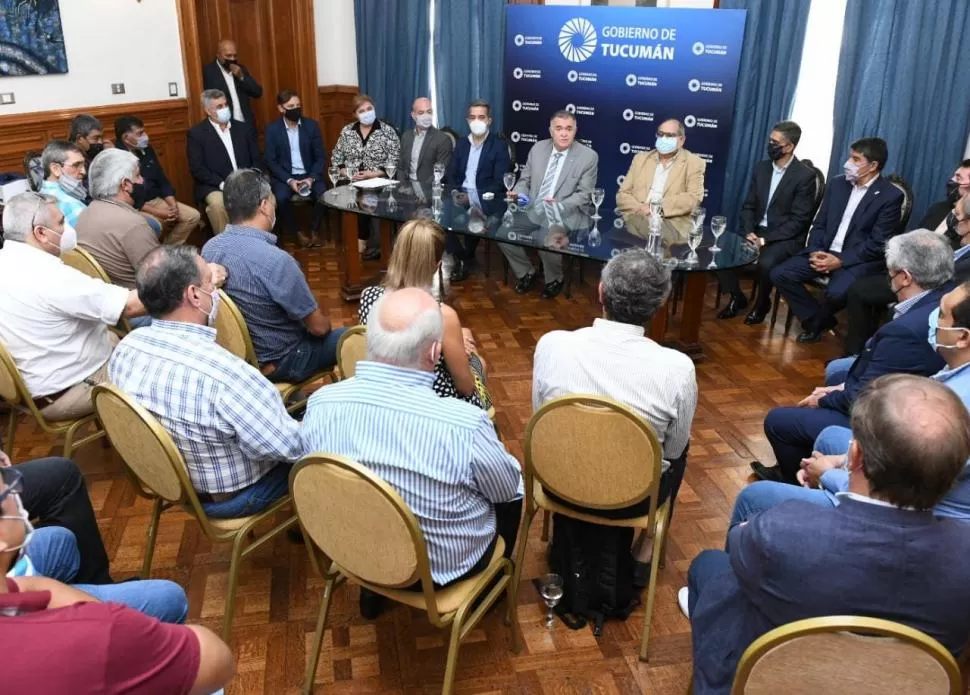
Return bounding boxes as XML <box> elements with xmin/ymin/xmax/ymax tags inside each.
<box><xmin>433</xmin><ymin>0</ymin><xmax>506</xmax><ymax>133</ymax></box>
<box><xmin>354</xmin><ymin>0</ymin><xmax>431</xmax><ymax>133</ymax></box>
<box><xmin>719</xmin><ymin>0</ymin><xmax>810</xmax><ymax>231</ymax></box>
<box><xmin>830</xmin><ymin>0</ymin><xmax>970</xmax><ymax>225</ymax></box>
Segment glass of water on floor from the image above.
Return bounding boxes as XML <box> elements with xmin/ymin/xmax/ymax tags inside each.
<box><xmin>538</xmin><ymin>573</ymin><xmax>564</xmax><ymax>628</ymax></box>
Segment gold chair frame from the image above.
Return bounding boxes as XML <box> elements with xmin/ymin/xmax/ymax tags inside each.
<box><xmin>91</xmin><ymin>383</ymin><xmax>297</xmax><ymax>640</ymax></box>
<box><xmin>512</xmin><ymin>393</ymin><xmax>670</xmax><ymax>662</ymax></box>
<box><xmin>291</xmin><ymin>454</ymin><xmax>519</xmax><ymax>695</ymax></box>
<box><xmin>335</xmin><ymin>324</ymin><xmax>367</xmax><ymax>380</ymax></box>
<box><xmin>732</xmin><ymin>615</ymin><xmax>963</xmax><ymax>695</ymax></box>
<box><xmin>61</xmin><ymin>248</ymin><xmax>132</xmax><ymax>334</ymax></box>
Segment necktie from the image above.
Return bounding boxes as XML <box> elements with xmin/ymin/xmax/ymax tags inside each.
<box><xmin>538</xmin><ymin>152</ymin><xmax>564</xmax><ymax>200</ymax></box>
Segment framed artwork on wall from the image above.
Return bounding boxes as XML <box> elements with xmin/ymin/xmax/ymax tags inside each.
<box><xmin>0</xmin><ymin>0</ymin><xmax>68</xmax><ymax>76</ymax></box>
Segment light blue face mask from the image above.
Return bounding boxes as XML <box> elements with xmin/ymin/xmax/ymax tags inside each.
<box><xmin>655</xmin><ymin>136</ymin><xmax>678</xmax><ymax>155</ymax></box>
<box><xmin>928</xmin><ymin>307</ymin><xmax>968</xmax><ymax>351</ymax></box>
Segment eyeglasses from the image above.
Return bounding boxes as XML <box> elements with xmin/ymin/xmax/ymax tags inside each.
<box><xmin>0</xmin><ymin>467</ymin><xmax>24</xmax><ymax>506</ymax></box>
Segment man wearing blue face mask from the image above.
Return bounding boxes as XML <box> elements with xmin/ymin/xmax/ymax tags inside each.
<box><xmin>616</xmin><ymin>118</ymin><xmax>706</xmax><ymax>240</ymax></box>
<box><xmin>38</xmin><ymin>140</ymin><xmax>88</xmax><ymax>228</ymax></box>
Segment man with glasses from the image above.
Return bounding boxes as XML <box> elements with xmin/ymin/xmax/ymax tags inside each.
<box><xmin>38</xmin><ymin>140</ymin><xmax>89</xmax><ymax>228</ymax></box>
<box><xmin>616</xmin><ymin>118</ymin><xmax>706</xmax><ymax>241</ymax></box>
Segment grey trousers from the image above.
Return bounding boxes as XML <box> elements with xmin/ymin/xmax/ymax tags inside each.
<box><xmin>499</xmin><ymin>243</ymin><xmax>563</xmax><ymax>283</ymax></box>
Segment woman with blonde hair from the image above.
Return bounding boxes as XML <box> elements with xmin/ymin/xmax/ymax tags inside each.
<box><xmin>358</xmin><ymin>218</ymin><xmax>491</xmax><ymax>409</ymax></box>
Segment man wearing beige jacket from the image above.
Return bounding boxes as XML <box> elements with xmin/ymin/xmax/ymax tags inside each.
<box><xmin>616</xmin><ymin>119</ymin><xmax>706</xmax><ymax>240</ymax></box>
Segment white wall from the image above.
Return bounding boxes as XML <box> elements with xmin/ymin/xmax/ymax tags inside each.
<box><xmin>0</xmin><ymin>0</ymin><xmax>186</xmax><ymax>115</ymax></box>
<box><xmin>315</xmin><ymin>0</ymin><xmax>359</xmax><ymax>85</ymax></box>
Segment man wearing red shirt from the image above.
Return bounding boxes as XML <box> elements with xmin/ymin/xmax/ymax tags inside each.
<box><xmin>0</xmin><ymin>465</ymin><xmax>236</xmax><ymax>694</ymax></box>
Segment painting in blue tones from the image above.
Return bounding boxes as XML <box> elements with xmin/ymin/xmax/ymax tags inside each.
<box><xmin>0</xmin><ymin>0</ymin><xmax>68</xmax><ymax>76</ymax></box>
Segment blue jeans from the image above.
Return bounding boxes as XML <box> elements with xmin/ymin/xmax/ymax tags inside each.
<box><xmin>815</xmin><ymin>425</ymin><xmax>853</xmax><ymax>455</ymax></box>
<box><xmin>128</xmin><ymin>315</ymin><xmax>152</xmax><ymax>329</ymax></box>
<box><xmin>27</xmin><ymin>526</ymin><xmax>188</xmax><ymax>623</ymax></box>
<box><xmin>729</xmin><ymin>481</ymin><xmax>834</xmax><ymax>529</ymax></box>
<box><xmin>270</xmin><ymin>329</ymin><xmax>347</xmax><ymax>384</ymax></box>
<box><xmin>687</xmin><ymin>549</ymin><xmax>733</xmax><ymax>617</ymax></box>
<box><xmin>824</xmin><ymin>356</ymin><xmax>856</xmax><ymax>386</ymax></box>
<box><xmin>764</xmin><ymin>406</ymin><xmax>852</xmax><ymax>481</ymax></box>
<box><xmin>201</xmin><ymin>463</ymin><xmax>292</xmax><ymax>518</ymax></box>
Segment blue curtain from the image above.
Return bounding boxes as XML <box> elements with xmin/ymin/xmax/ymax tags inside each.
<box><xmin>433</xmin><ymin>0</ymin><xmax>506</xmax><ymax>133</ymax></box>
<box><xmin>354</xmin><ymin>0</ymin><xmax>431</xmax><ymax>133</ymax></box>
<box><xmin>719</xmin><ymin>0</ymin><xmax>810</xmax><ymax>231</ymax></box>
<box><xmin>830</xmin><ymin>0</ymin><xmax>970</xmax><ymax>225</ymax></box>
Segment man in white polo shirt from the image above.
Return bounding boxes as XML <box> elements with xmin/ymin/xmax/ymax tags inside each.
<box><xmin>0</xmin><ymin>192</ymin><xmax>145</xmax><ymax>420</ymax></box>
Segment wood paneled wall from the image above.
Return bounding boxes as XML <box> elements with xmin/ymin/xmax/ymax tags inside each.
<box><xmin>318</xmin><ymin>85</ymin><xmax>359</xmax><ymax>153</ymax></box>
<box><xmin>0</xmin><ymin>99</ymin><xmax>194</xmax><ymax>203</ymax></box>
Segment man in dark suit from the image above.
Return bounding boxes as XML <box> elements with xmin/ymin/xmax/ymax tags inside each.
<box><xmin>752</xmin><ymin>230</ymin><xmax>952</xmax><ymax>483</ymax></box>
<box><xmin>444</xmin><ymin>99</ymin><xmax>511</xmax><ymax>281</ymax></box>
<box><xmin>201</xmin><ymin>39</ymin><xmax>263</xmax><ymax>127</ymax></box>
<box><xmin>770</xmin><ymin>137</ymin><xmax>904</xmax><ymax>343</ymax></box>
<box><xmin>264</xmin><ymin>89</ymin><xmax>327</xmax><ymax>247</ymax></box>
<box><xmin>186</xmin><ymin>89</ymin><xmax>261</xmax><ymax>234</ymax></box>
<box><xmin>683</xmin><ymin>373</ymin><xmax>970</xmax><ymax>695</ymax></box>
<box><xmin>717</xmin><ymin>122</ymin><xmax>817</xmax><ymax>322</ymax></box>
<box><xmin>398</xmin><ymin>97</ymin><xmax>452</xmax><ymax>188</ymax></box>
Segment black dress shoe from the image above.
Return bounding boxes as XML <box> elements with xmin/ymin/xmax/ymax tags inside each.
<box><xmin>450</xmin><ymin>259</ymin><xmax>475</xmax><ymax>283</ymax></box>
<box><xmin>716</xmin><ymin>294</ymin><xmax>748</xmax><ymax>320</ymax></box>
<box><xmin>514</xmin><ymin>272</ymin><xmax>536</xmax><ymax>294</ymax></box>
<box><xmin>796</xmin><ymin>329</ymin><xmax>825</xmax><ymax>343</ymax></box>
<box><xmin>359</xmin><ymin>588</ymin><xmax>384</xmax><ymax>619</ymax></box>
<box><xmin>750</xmin><ymin>460</ymin><xmax>786</xmax><ymax>482</ymax></box>
<box><xmin>362</xmin><ymin>248</ymin><xmax>381</xmax><ymax>261</ymax></box>
<box><xmin>541</xmin><ymin>278</ymin><xmax>564</xmax><ymax>299</ymax></box>
<box><xmin>744</xmin><ymin>306</ymin><xmax>770</xmax><ymax>325</ymax></box>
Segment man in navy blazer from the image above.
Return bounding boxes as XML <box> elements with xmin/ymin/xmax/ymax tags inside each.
<box><xmin>771</xmin><ymin>137</ymin><xmax>904</xmax><ymax>343</ymax></box>
<box><xmin>753</xmin><ymin>230</ymin><xmax>952</xmax><ymax>483</ymax></box>
<box><xmin>443</xmin><ymin>100</ymin><xmax>511</xmax><ymax>281</ymax></box>
<box><xmin>264</xmin><ymin>89</ymin><xmax>327</xmax><ymax>246</ymax></box>
<box><xmin>683</xmin><ymin>373</ymin><xmax>970</xmax><ymax>695</ymax></box>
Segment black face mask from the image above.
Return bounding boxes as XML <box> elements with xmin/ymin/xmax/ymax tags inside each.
<box><xmin>284</xmin><ymin>107</ymin><xmax>302</xmax><ymax>122</ymax></box>
<box><xmin>945</xmin><ymin>214</ymin><xmax>962</xmax><ymax>250</ymax></box>
<box><xmin>220</xmin><ymin>58</ymin><xmax>238</xmax><ymax>69</ymax></box>
<box><xmin>766</xmin><ymin>141</ymin><xmax>786</xmax><ymax>161</ymax></box>
<box><xmin>87</xmin><ymin>142</ymin><xmax>104</xmax><ymax>158</ymax></box>
<box><xmin>129</xmin><ymin>181</ymin><xmax>148</xmax><ymax>210</ymax></box>
<box><xmin>947</xmin><ymin>180</ymin><xmax>962</xmax><ymax>204</ymax></box>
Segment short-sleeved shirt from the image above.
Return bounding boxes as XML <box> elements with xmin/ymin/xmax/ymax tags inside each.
<box><xmin>202</xmin><ymin>224</ymin><xmax>317</xmax><ymax>363</ymax></box>
<box><xmin>76</xmin><ymin>199</ymin><xmax>160</xmax><ymax>289</ymax></box>
<box><xmin>0</xmin><ymin>577</ymin><xmax>201</xmax><ymax>694</ymax></box>
<box><xmin>0</xmin><ymin>241</ymin><xmax>128</xmax><ymax>397</ymax></box>
<box><xmin>39</xmin><ymin>180</ymin><xmax>88</xmax><ymax>228</ymax></box>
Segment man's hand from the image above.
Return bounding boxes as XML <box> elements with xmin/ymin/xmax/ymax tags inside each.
<box><xmin>288</xmin><ymin>179</ymin><xmax>301</xmax><ymax>193</ymax></box>
<box><xmin>810</xmin><ymin>251</ymin><xmax>842</xmax><ymax>273</ymax></box>
<box><xmin>745</xmin><ymin>232</ymin><xmax>759</xmax><ymax>243</ymax></box>
<box><xmin>634</xmin><ymin>204</ymin><xmax>652</xmax><ymax>217</ymax></box>
<box><xmin>144</xmin><ymin>203</ymin><xmax>172</xmax><ymax>221</ymax></box>
<box><xmin>0</xmin><ymin>450</ymin><xmax>10</xmax><ymax>468</ymax></box>
<box><xmin>455</xmin><ymin>192</ymin><xmax>469</xmax><ymax>207</ymax></box>
<box><xmin>353</xmin><ymin>170</ymin><xmax>382</xmax><ymax>182</ymax></box>
<box><xmin>799</xmin><ymin>451</ymin><xmax>845</xmax><ymax>488</ymax></box>
<box><xmin>208</xmin><ymin>263</ymin><xmax>228</xmax><ymax>287</ymax></box>
<box><xmin>229</xmin><ymin>63</ymin><xmax>243</xmax><ymax>78</ymax></box>
<box><xmin>164</xmin><ymin>198</ymin><xmax>180</xmax><ymax>221</ymax></box>
<box><xmin>796</xmin><ymin>384</ymin><xmax>843</xmax><ymax>408</ymax></box>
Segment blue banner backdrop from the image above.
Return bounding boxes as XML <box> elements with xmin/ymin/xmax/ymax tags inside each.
<box><xmin>504</xmin><ymin>5</ymin><xmax>746</xmax><ymax>222</ymax></box>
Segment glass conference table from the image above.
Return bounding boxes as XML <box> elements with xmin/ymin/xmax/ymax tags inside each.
<box><xmin>321</xmin><ymin>182</ymin><xmax>758</xmax><ymax>357</ymax></box>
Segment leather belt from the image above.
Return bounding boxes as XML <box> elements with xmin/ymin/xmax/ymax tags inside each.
<box><xmin>196</xmin><ymin>490</ymin><xmax>237</xmax><ymax>503</ymax></box>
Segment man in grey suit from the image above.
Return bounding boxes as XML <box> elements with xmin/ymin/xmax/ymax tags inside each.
<box><xmin>503</xmin><ymin>110</ymin><xmax>599</xmax><ymax>298</ymax></box>
<box><xmin>397</xmin><ymin>97</ymin><xmax>453</xmax><ymax>188</ymax></box>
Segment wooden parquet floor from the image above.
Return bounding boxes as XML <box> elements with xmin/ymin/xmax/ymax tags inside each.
<box><xmin>8</xmin><ymin>237</ymin><xmax>841</xmax><ymax>694</ymax></box>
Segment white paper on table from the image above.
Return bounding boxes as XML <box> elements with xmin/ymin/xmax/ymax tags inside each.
<box><xmin>350</xmin><ymin>178</ymin><xmax>397</xmax><ymax>189</ymax></box>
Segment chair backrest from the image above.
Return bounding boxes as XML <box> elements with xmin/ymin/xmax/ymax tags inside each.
<box><xmin>525</xmin><ymin>394</ymin><xmax>663</xmax><ymax>518</ymax></box>
<box><xmin>291</xmin><ymin>454</ymin><xmax>435</xmax><ymax>603</ymax></box>
<box><xmin>213</xmin><ymin>290</ymin><xmax>258</xmax><ymax>366</ymax></box>
<box><xmin>888</xmin><ymin>173</ymin><xmax>914</xmax><ymax>232</ymax></box>
<box><xmin>336</xmin><ymin>325</ymin><xmax>367</xmax><ymax>380</ymax></box>
<box><xmin>440</xmin><ymin>126</ymin><xmax>459</xmax><ymax>149</ymax></box>
<box><xmin>61</xmin><ymin>248</ymin><xmax>112</xmax><ymax>283</ymax></box>
<box><xmin>732</xmin><ymin>616</ymin><xmax>963</xmax><ymax>695</ymax></box>
<box><xmin>497</xmin><ymin>132</ymin><xmax>516</xmax><ymax>173</ymax></box>
<box><xmin>23</xmin><ymin>150</ymin><xmax>44</xmax><ymax>192</ymax></box>
<box><xmin>0</xmin><ymin>340</ymin><xmax>28</xmax><ymax>408</ymax></box>
<box><xmin>801</xmin><ymin>158</ymin><xmax>826</xmax><ymax>217</ymax></box>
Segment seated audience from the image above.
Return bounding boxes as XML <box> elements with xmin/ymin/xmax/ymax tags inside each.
<box><xmin>844</xmin><ymin>195</ymin><xmax>970</xmax><ymax>355</ymax></box>
<box><xmin>443</xmin><ymin>99</ymin><xmax>511</xmax><ymax>282</ymax></box>
<box><xmin>68</xmin><ymin>113</ymin><xmax>112</xmax><ymax>167</ymax></box>
<box><xmin>115</xmin><ymin>115</ymin><xmax>201</xmax><ymax>245</ymax></box>
<box><xmin>358</xmin><ymin>218</ymin><xmax>490</xmax><ymax>409</ymax></box>
<box><xmin>716</xmin><ymin>121</ymin><xmax>817</xmax><ymax>322</ymax></box>
<box><xmin>331</xmin><ymin>94</ymin><xmax>401</xmax><ymax>259</ymax></box>
<box><xmin>38</xmin><ymin>140</ymin><xmax>88</xmax><ymax>228</ymax></box>
<box><xmin>186</xmin><ymin>89</ymin><xmax>261</xmax><ymax>235</ymax></box>
<box><xmin>616</xmin><ymin>118</ymin><xmax>706</xmax><ymax>240</ymax></box>
<box><xmin>0</xmin><ymin>467</ymin><xmax>236</xmax><ymax>694</ymax></box>
<box><xmin>108</xmin><ymin>246</ymin><xmax>303</xmax><ymax>518</ymax></box>
<box><xmin>533</xmin><ymin>249</ymin><xmax>696</xmax><ymax>576</ymax></box>
<box><xmin>752</xmin><ymin>229</ymin><xmax>952</xmax><ymax>482</ymax></box>
<box><xmin>301</xmin><ymin>287</ymin><xmax>523</xmax><ymax>616</ymax></box>
<box><xmin>202</xmin><ymin>38</ymin><xmax>263</xmax><ymax>126</ymax></box>
<box><xmin>398</xmin><ymin>96</ymin><xmax>453</xmax><ymax>188</ymax></box>
<box><xmin>201</xmin><ymin>170</ymin><xmax>345</xmax><ymax>383</ymax></box>
<box><xmin>502</xmin><ymin>110</ymin><xmax>598</xmax><ymax>299</ymax></box>
<box><xmin>733</xmin><ymin>280</ymin><xmax>970</xmax><ymax>527</ymax></box>
<box><xmin>770</xmin><ymin>137</ymin><xmax>904</xmax><ymax>343</ymax></box>
<box><xmin>0</xmin><ymin>192</ymin><xmax>143</xmax><ymax>420</ymax></box>
<box><xmin>918</xmin><ymin>159</ymin><xmax>970</xmax><ymax>235</ymax></box>
<box><xmin>684</xmin><ymin>374</ymin><xmax>970</xmax><ymax>694</ymax></box>
<box><xmin>264</xmin><ymin>89</ymin><xmax>327</xmax><ymax>247</ymax></box>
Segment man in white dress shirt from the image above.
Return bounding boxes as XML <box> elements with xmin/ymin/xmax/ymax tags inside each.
<box><xmin>201</xmin><ymin>39</ymin><xmax>263</xmax><ymax>126</ymax></box>
<box><xmin>532</xmin><ymin>249</ymin><xmax>697</xmax><ymax>576</ymax></box>
<box><xmin>0</xmin><ymin>192</ymin><xmax>145</xmax><ymax>420</ymax></box>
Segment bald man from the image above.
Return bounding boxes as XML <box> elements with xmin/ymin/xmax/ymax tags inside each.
<box><xmin>202</xmin><ymin>38</ymin><xmax>263</xmax><ymax>126</ymax></box>
<box><xmin>397</xmin><ymin>97</ymin><xmax>453</xmax><ymax>188</ymax></box>
<box><xmin>616</xmin><ymin>118</ymin><xmax>706</xmax><ymax>240</ymax></box>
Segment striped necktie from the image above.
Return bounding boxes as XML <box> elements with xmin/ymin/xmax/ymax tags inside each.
<box><xmin>538</xmin><ymin>152</ymin><xmax>564</xmax><ymax>199</ymax></box>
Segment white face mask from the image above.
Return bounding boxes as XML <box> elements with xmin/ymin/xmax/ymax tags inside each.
<box><xmin>469</xmin><ymin>120</ymin><xmax>488</xmax><ymax>137</ymax></box>
<box><xmin>195</xmin><ymin>287</ymin><xmax>220</xmax><ymax>326</ymax></box>
<box><xmin>215</xmin><ymin>107</ymin><xmax>232</xmax><ymax>124</ymax></box>
<box><xmin>415</xmin><ymin>113</ymin><xmax>433</xmax><ymax>129</ymax></box>
<box><xmin>358</xmin><ymin>109</ymin><xmax>376</xmax><ymax>126</ymax></box>
<box><xmin>41</xmin><ymin>223</ymin><xmax>77</xmax><ymax>256</ymax></box>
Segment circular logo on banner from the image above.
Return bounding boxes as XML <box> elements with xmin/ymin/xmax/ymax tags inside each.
<box><xmin>625</xmin><ymin>73</ymin><xmax>637</xmax><ymax>87</ymax></box>
<box><xmin>511</xmin><ymin>131</ymin><xmax>521</xmax><ymax>143</ymax></box>
<box><xmin>565</xmin><ymin>103</ymin><xmax>576</xmax><ymax>114</ymax></box>
<box><xmin>512</xmin><ymin>100</ymin><xmax>523</xmax><ymax>112</ymax></box>
<box><xmin>567</xmin><ymin>70</ymin><xmax>579</xmax><ymax>83</ymax></box>
<box><xmin>616</xmin><ymin>175</ymin><xmax>626</xmax><ymax>186</ymax></box>
<box><xmin>508</xmin><ymin>231</ymin><xmax>518</xmax><ymax>241</ymax></box>
<box><xmin>613</xmin><ymin>217</ymin><xmax>625</xmax><ymax>229</ymax></box>
<box><xmin>692</xmin><ymin>41</ymin><xmax>705</xmax><ymax>55</ymax></box>
<box><xmin>688</xmin><ymin>79</ymin><xmax>701</xmax><ymax>92</ymax></box>
<box><xmin>558</xmin><ymin>18</ymin><xmax>598</xmax><ymax>63</ymax></box>
<box><xmin>513</xmin><ymin>67</ymin><xmax>524</xmax><ymax>80</ymax></box>
<box><xmin>622</xmin><ymin>109</ymin><xmax>634</xmax><ymax>122</ymax></box>
<box><xmin>619</xmin><ymin>142</ymin><xmax>631</xmax><ymax>154</ymax></box>
<box><xmin>684</xmin><ymin>115</ymin><xmax>697</xmax><ymax>128</ymax></box>
<box><xmin>515</xmin><ymin>34</ymin><xmax>525</xmax><ymax>47</ymax></box>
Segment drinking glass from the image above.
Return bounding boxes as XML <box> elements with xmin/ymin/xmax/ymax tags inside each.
<box><xmin>591</xmin><ymin>187</ymin><xmax>605</xmax><ymax>219</ymax></box>
<box><xmin>503</xmin><ymin>172</ymin><xmax>517</xmax><ymax>198</ymax></box>
<box><xmin>385</xmin><ymin>158</ymin><xmax>397</xmax><ymax>183</ymax></box>
<box><xmin>588</xmin><ymin>222</ymin><xmax>602</xmax><ymax>248</ymax></box>
<box><xmin>433</xmin><ymin>162</ymin><xmax>445</xmax><ymax>186</ymax></box>
<box><xmin>538</xmin><ymin>573</ymin><xmax>564</xmax><ymax>628</ymax></box>
<box><xmin>346</xmin><ymin>161</ymin><xmax>359</xmax><ymax>183</ymax></box>
<box><xmin>327</xmin><ymin>165</ymin><xmax>340</xmax><ymax>188</ymax></box>
<box><xmin>649</xmin><ymin>199</ymin><xmax>662</xmax><ymax>220</ymax></box>
<box><xmin>710</xmin><ymin>215</ymin><xmax>727</xmax><ymax>252</ymax></box>
<box><xmin>686</xmin><ymin>227</ymin><xmax>703</xmax><ymax>264</ymax></box>
<box><xmin>690</xmin><ymin>206</ymin><xmax>706</xmax><ymax>232</ymax></box>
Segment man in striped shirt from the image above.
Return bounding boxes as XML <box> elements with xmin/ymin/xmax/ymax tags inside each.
<box><xmin>302</xmin><ymin>287</ymin><xmax>522</xmax><ymax>616</ymax></box>
<box><xmin>109</xmin><ymin>245</ymin><xmax>304</xmax><ymax>518</ymax></box>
